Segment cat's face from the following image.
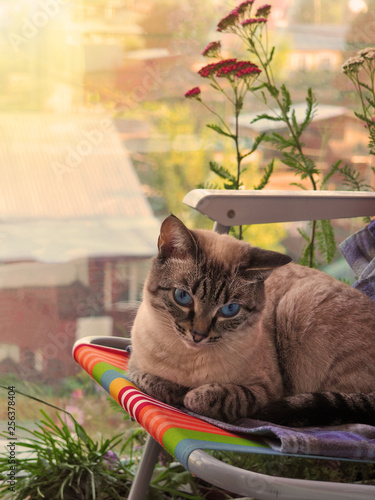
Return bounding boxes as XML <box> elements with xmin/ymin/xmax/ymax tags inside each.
<box><xmin>145</xmin><ymin>216</ymin><xmax>291</xmax><ymax>349</ymax></box>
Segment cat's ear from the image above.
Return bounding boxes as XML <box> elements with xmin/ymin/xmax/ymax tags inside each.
<box><xmin>242</xmin><ymin>247</ymin><xmax>292</xmax><ymax>282</ymax></box>
<box><xmin>157</xmin><ymin>215</ymin><xmax>197</xmax><ymax>260</ymax></box>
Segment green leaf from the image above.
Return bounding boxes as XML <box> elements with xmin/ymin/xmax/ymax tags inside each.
<box><xmin>280</xmin><ymin>84</ymin><xmax>292</xmax><ymax>114</ymax></box>
<box><xmin>337</xmin><ymin>164</ymin><xmax>373</xmax><ymax>191</ymax></box>
<box><xmin>299</xmin><ymin>88</ymin><xmax>317</xmax><ymax>137</ymax></box>
<box><xmin>316</xmin><ymin>219</ymin><xmax>336</xmax><ymax>264</ymax></box>
<box><xmin>267</xmin><ymin>46</ymin><xmax>276</xmax><ymax>66</ymax></box>
<box><xmin>75</xmin><ymin>423</ymin><xmax>89</xmax><ymax>444</ymax></box>
<box><xmin>280</xmin><ymin>152</ymin><xmax>304</xmax><ymax>172</ymax></box>
<box><xmin>359</xmin><ymin>81</ymin><xmax>374</xmax><ymax>92</ymax></box>
<box><xmin>321</xmin><ymin>160</ymin><xmax>341</xmax><ymax>188</ymax></box>
<box><xmin>251</xmin><ymin>113</ymin><xmax>283</xmax><ymax>124</ymax></box>
<box><xmin>260</xmin><ymin>90</ymin><xmax>268</xmax><ymax>104</ymax></box>
<box><xmin>209</xmin><ymin>161</ymin><xmax>236</xmax><ymax>182</ymax></box>
<box><xmin>264</xmin><ymin>82</ymin><xmax>279</xmax><ymax>98</ymax></box>
<box><xmin>251</xmin><ymin>82</ymin><xmax>266</xmax><ymax>92</ymax></box>
<box><xmin>297</xmin><ymin>227</ymin><xmax>310</xmax><ymax>243</ymax></box>
<box><xmin>297</xmin><ymin>227</ymin><xmax>314</xmax><ymax>267</ymax></box>
<box><xmin>224</xmin><ymin>181</ymin><xmax>238</xmax><ymax>189</ymax></box>
<box><xmin>206</xmin><ymin>123</ymin><xmax>235</xmax><ymax>139</ymax></box>
<box><xmin>290</xmin><ymin>182</ymin><xmax>308</xmax><ymax>190</ymax></box>
<box><xmin>90</xmin><ymin>469</ymin><xmax>96</xmax><ymax>500</ymax></box>
<box><xmin>254</xmin><ymin>159</ymin><xmax>274</xmax><ymax>190</ymax></box>
<box><xmin>354</xmin><ymin>110</ymin><xmax>368</xmax><ymax>123</ymax></box>
<box><xmin>241</xmin><ymin>132</ymin><xmax>266</xmax><ymax>159</ymax></box>
<box><xmin>209</xmin><ymin>83</ymin><xmax>221</xmax><ymax>91</ymax></box>
<box><xmin>291</xmin><ymin>109</ymin><xmax>299</xmax><ymax>135</ymax></box>
<box><xmin>282</xmin><ymin>152</ymin><xmax>319</xmax><ymax>177</ymax></box>
<box><xmin>196</xmin><ymin>181</ymin><xmax>221</xmax><ymax>189</ymax></box>
<box><xmin>267</xmin><ymin>133</ymin><xmax>295</xmax><ymax>150</ymax></box>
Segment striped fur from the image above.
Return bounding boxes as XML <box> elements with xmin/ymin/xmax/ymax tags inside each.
<box><xmin>129</xmin><ymin>215</ymin><xmax>375</xmax><ymax>427</ymax></box>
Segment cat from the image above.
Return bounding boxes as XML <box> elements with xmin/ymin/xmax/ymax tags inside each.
<box><xmin>128</xmin><ymin>214</ymin><xmax>375</xmax><ymax>427</ymax></box>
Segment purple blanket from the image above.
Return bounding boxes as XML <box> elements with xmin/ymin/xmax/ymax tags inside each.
<box><xmin>340</xmin><ymin>219</ymin><xmax>375</xmax><ymax>301</ymax></box>
<box><xmin>185</xmin><ymin>412</ymin><xmax>375</xmax><ymax>461</ymax></box>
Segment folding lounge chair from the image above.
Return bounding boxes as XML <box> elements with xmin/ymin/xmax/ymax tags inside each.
<box><xmin>73</xmin><ymin>189</ymin><xmax>375</xmax><ymax>500</ymax></box>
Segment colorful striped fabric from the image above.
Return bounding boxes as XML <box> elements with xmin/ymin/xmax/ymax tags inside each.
<box><xmin>73</xmin><ymin>340</ymin><xmax>275</xmax><ymax>469</ymax></box>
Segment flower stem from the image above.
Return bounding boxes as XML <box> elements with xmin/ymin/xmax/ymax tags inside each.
<box><xmin>245</xmin><ymin>30</ymin><xmax>318</xmax><ymax>264</ymax></box>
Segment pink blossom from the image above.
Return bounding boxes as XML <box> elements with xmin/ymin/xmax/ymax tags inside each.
<box><xmin>103</xmin><ymin>450</ymin><xmax>119</xmax><ymax>470</ymax></box>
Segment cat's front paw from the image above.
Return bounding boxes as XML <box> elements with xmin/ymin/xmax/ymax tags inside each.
<box><xmin>184</xmin><ymin>385</ymin><xmax>223</xmax><ymax>420</ymax></box>
<box><xmin>184</xmin><ymin>384</ymin><xmax>243</xmax><ymax>423</ymax></box>
<box><xmin>130</xmin><ymin>370</ymin><xmax>188</xmax><ymax>406</ymax></box>
<box><xmin>184</xmin><ymin>383</ymin><xmax>258</xmax><ymax>423</ymax></box>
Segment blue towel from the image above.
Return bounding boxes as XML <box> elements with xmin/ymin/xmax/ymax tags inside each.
<box><xmin>340</xmin><ymin>219</ymin><xmax>375</xmax><ymax>301</ymax></box>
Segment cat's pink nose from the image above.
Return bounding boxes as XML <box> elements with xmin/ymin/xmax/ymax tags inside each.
<box><xmin>191</xmin><ymin>330</ymin><xmax>208</xmax><ymax>343</ymax></box>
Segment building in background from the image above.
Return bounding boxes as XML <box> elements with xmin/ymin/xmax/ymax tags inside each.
<box><xmin>0</xmin><ymin>0</ymin><xmax>373</xmax><ymax>383</ymax></box>
<box><xmin>0</xmin><ymin>113</ymin><xmax>160</xmax><ymax>380</ymax></box>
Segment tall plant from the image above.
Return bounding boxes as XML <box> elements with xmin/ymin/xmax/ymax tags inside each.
<box><xmin>185</xmin><ymin>42</ymin><xmax>273</xmax><ymax>240</ymax></box>
<box><xmin>184</xmin><ymin>0</ymin><xmax>356</xmax><ymax>267</ymax></box>
<box><xmin>342</xmin><ymin>47</ymin><xmax>375</xmax><ymax>159</ymax></box>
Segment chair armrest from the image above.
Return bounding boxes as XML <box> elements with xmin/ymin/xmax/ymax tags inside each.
<box><xmin>183</xmin><ymin>189</ymin><xmax>375</xmax><ymax>232</ymax></box>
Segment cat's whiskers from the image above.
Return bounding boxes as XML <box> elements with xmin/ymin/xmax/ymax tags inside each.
<box><xmin>151</xmin><ymin>308</ymin><xmax>181</xmax><ymax>337</ymax></box>
<box><xmin>216</xmin><ymin>336</ymin><xmax>250</xmax><ymax>365</ymax></box>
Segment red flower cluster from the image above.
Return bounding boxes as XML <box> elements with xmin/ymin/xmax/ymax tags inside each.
<box><xmin>198</xmin><ymin>59</ymin><xmax>261</xmax><ymax>80</ymax></box>
<box><xmin>236</xmin><ymin>0</ymin><xmax>255</xmax><ymax>15</ymax></box>
<box><xmin>202</xmin><ymin>41</ymin><xmax>221</xmax><ymax>58</ymax></box>
<box><xmin>198</xmin><ymin>59</ymin><xmax>237</xmax><ymax>78</ymax></box>
<box><xmin>242</xmin><ymin>17</ymin><xmax>267</xmax><ymax>26</ymax></box>
<box><xmin>236</xmin><ymin>65</ymin><xmax>262</xmax><ymax>78</ymax></box>
<box><xmin>184</xmin><ymin>87</ymin><xmax>201</xmax><ymax>98</ymax></box>
<box><xmin>217</xmin><ymin>1</ymin><xmax>271</xmax><ymax>32</ymax></box>
<box><xmin>255</xmin><ymin>4</ymin><xmax>271</xmax><ymax>17</ymax></box>
<box><xmin>217</xmin><ymin>10</ymin><xmax>239</xmax><ymax>32</ymax></box>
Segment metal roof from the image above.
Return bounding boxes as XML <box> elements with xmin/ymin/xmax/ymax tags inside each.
<box><xmin>276</xmin><ymin>24</ymin><xmax>348</xmax><ymax>52</ymax></box>
<box><xmin>0</xmin><ymin>113</ymin><xmax>160</xmax><ymax>262</ymax></box>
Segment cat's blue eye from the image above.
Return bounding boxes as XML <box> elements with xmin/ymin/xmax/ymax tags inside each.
<box><xmin>174</xmin><ymin>288</ymin><xmax>193</xmax><ymax>306</ymax></box>
<box><xmin>219</xmin><ymin>303</ymin><xmax>240</xmax><ymax>318</ymax></box>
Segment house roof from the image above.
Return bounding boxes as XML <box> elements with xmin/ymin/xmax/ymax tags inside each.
<box><xmin>0</xmin><ymin>113</ymin><xmax>160</xmax><ymax>262</ymax></box>
<box><xmin>276</xmin><ymin>24</ymin><xmax>348</xmax><ymax>52</ymax></box>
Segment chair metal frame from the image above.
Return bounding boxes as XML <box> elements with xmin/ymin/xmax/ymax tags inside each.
<box><xmin>74</xmin><ymin>189</ymin><xmax>375</xmax><ymax>500</ymax></box>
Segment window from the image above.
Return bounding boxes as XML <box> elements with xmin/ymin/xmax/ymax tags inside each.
<box><xmin>0</xmin><ymin>0</ymin><xmax>373</xmax><ymax>440</ymax></box>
